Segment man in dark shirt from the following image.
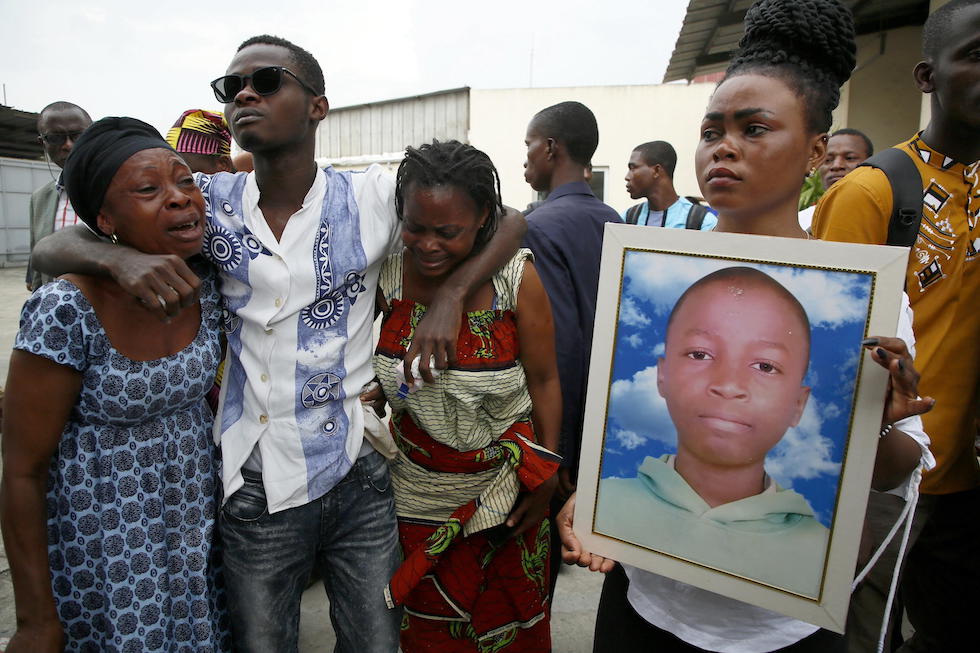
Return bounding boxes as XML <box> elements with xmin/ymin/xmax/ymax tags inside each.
<box><xmin>521</xmin><ymin>100</ymin><xmax>621</xmax><ymax>595</ymax></box>
<box><xmin>28</xmin><ymin>101</ymin><xmax>93</xmax><ymax>290</ymax></box>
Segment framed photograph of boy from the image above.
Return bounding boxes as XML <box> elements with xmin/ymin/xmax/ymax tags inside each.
<box><xmin>574</xmin><ymin>224</ymin><xmax>910</xmax><ymax>632</ymax></box>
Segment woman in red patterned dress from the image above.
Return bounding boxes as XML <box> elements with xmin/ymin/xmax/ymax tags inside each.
<box><xmin>372</xmin><ymin>140</ymin><xmax>561</xmax><ymax>652</ymax></box>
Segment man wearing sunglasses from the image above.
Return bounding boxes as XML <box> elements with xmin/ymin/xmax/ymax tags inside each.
<box><xmin>31</xmin><ymin>34</ymin><xmax>526</xmax><ymax>653</ymax></box>
<box><xmin>27</xmin><ymin>101</ymin><xmax>92</xmax><ymax>291</ymax></box>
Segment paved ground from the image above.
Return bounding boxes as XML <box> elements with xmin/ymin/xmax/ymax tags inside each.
<box><xmin>295</xmin><ymin>563</ymin><xmax>601</xmax><ymax>652</ymax></box>
<box><xmin>0</xmin><ymin>265</ymin><xmax>603</xmax><ymax>651</ymax></box>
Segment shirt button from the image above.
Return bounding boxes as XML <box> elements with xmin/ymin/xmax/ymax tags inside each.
<box><xmin>265</xmin><ymin>328</ymin><xmax>273</xmax><ymax>335</ymax></box>
<box><xmin>261</xmin><ymin>374</ymin><xmax>269</xmax><ymax>382</ymax></box>
<box><xmin>274</xmin><ymin>297</ymin><xmax>283</xmax><ymax>307</ymax></box>
<box><xmin>259</xmin><ymin>414</ymin><xmax>269</xmax><ymax>424</ymax></box>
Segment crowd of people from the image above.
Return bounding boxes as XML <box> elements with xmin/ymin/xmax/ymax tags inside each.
<box><xmin>1</xmin><ymin>0</ymin><xmax>977</xmax><ymax>651</ymax></box>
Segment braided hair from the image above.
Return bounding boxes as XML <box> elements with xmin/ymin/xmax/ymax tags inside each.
<box><xmin>723</xmin><ymin>0</ymin><xmax>856</xmax><ymax>134</ymax></box>
<box><xmin>395</xmin><ymin>140</ymin><xmax>503</xmax><ymax>253</ymax></box>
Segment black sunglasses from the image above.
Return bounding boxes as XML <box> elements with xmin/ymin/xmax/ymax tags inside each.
<box><xmin>38</xmin><ymin>131</ymin><xmax>85</xmax><ymax>147</ymax></box>
<box><xmin>210</xmin><ymin>66</ymin><xmax>319</xmax><ymax>103</ymax></box>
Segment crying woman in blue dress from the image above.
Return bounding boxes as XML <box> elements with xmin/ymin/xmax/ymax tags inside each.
<box><xmin>0</xmin><ymin>117</ymin><xmax>231</xmax><ymax>653</ymax></box>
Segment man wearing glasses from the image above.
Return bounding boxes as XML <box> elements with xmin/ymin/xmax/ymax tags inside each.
<box><xmin>32</xmin><ymin>35</ymin><xmax>525</xmax><ymax>653</ymax></box>
<box><xmin>27</xmin><ymin>101</ymin><xmax>92</xmax><ymax>290</ymax></box>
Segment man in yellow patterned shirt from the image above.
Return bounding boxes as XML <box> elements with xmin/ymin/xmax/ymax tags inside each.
<box><xmin>813</xmin><ymin>2</ymin><xmax>980</xmax><ymax>650</ymax></box>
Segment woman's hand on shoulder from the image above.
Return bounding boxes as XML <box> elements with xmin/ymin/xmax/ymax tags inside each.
<box><xmin>556</xmin><ymin>493</ymin><xmax>615</xmax><ymax>573</ymax></box>
<box><xmin>402</xmin><ymin>290</ymin><xmax>462</xmax><ymax>385</ymax></box>
<box><xmin>863</xmin><ymin>336</ymin><xmax>935</xmax><ymax>425</ymax></box>
<box><xmin>108</xmin><ymin>250</ymin><xmax>201</xmax><ymax>322</ymax></box>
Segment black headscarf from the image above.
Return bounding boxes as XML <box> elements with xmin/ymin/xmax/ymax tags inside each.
<box><xmin>62</xmin><ymin>116</ymin><xmax>174</xmax><ymax>236</ymax></box>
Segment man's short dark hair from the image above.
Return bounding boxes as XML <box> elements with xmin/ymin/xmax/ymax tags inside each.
<box><xmin>531</xmin><ymin>101</ymin><xmax>599</xmax><ymax>167</ymax></box>
<box><xmin>923</xmin><ymin>0</ymin><xmax>979</xmax><ymax>59</ymax></box>
<box><xmin>633</xmin><ymin>141</ymin><xmax>678</xmax><ymax>178</ymax></box>
<box><xmin>237</xmin><ymin>35</ymin><xmax>325</xmax><ymax>96</ymax></box>
<box><xmin>38</xmin><ymin>101</ymin><xmax>91</xmax><ymax>128</ymax></box>
<box><xmin>829</xmin><ymin>128</ymin><xmax>873</xmax><ymax>158</ymax></box>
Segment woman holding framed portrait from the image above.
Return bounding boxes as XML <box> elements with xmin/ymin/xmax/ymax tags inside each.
<box><xmin>558</xmin><ymin>0</ymin><xmax>935</xmax><ymax>651</ymax></box>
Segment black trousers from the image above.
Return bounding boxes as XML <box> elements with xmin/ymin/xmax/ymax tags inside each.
<box><xmin>592</xmin><ymin>565</ymin><xmax>846</xmax><ymax>653</ymax></box>
<box><xmin>898</xmin><ymin>486</ymin><xmax>980</xmax><ymax>652</ymax></box>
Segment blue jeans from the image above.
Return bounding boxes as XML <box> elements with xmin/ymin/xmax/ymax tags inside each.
<box><xmin>219</xmin><ymin>451</ymin><xmax>402</xmax><ymax>653</ymax></box>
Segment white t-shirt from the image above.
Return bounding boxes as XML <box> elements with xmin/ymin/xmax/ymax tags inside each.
<box><xmin>798</xmin><ymin>205</ymin><xmax>815</xmax><ymax>232</ymax></box>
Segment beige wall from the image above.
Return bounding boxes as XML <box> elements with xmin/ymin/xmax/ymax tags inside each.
<box><xmin>468</xmin><ymin>84</ymin><xmax>717</xmax><ymax>213</ymax></box>
<box><xmin>843</xmin><ymin>1</ymin><xmax>951</xmax><ymax>137</ymax></box>
<box><xmin>841</xmin><ymin>26</ymin><xmax>923</xmax><ymax>151</ymax></box>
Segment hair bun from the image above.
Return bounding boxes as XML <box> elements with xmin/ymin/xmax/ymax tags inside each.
<box><xmin>734</xmin><ymin>0</ymin><xmax>856</xmax><ymax>89</ymax></box>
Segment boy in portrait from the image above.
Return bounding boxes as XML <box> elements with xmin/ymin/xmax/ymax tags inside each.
<box><xmin>595</xmin><ymin>266</ymin><xmax>828</xmax><ymax>597</ymax></box>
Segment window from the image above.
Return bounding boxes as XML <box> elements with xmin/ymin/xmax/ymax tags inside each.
<box><xmin>588</xmin><ymin>169</ymin><xmax>606</xmax><ymax>201</ymax></box>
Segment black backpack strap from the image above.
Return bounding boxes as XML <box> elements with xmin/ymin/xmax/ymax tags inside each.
<box><xmin>858</xmin><ymin>148</ymin><xmax>924</xmax><ymax>248</ymax></box>
<box><xmin>685</xmin><ymin>203</ymin><xmax>708</xmax><ymax>230</ymax></box>
<box><xmin>625</xmin><ymin>203</ymin><xmax>644</xmax><ymax>225</ymax></box>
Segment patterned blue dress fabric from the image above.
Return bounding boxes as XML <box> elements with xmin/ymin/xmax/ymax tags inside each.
<box><xmin>14</xmin><ymin>271</ymin><xmax>230</xmax><ymax>652</ymax></box>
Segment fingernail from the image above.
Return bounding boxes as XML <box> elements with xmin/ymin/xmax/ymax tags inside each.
<box><xmin>861</xmin><ymin>338</ymin><xmax>879</xmax><ymax>346</ymax></box>
<box><xmin>876</xmin><ymin>347</ymin><xmax>886</xmax><ymax>359</ymax></box>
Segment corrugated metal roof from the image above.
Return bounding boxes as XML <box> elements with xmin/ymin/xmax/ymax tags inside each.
<box><xmin>663</xmin><ymin>0</ymin><xmax>930</xmax><ymax>83</ymax></box>
<box><xmin>0</xmin><ymin>105</ymin><xmax>43</xmax><ymax>160</ymax></box>
<box><xmin>328</xmin><ymin>86</ymin><xmax>470</xmax><ymax>113</ymax></box>
<box><xmin>317</xmin><ymin>88</ymin><xmax>469</xmax><ymax>160</ymax></box>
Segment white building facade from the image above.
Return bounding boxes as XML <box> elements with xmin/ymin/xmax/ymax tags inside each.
<box><xmin>314</xmin><ymin>83</ymin><xmax>716</xmax><ymax>214</ymax></box>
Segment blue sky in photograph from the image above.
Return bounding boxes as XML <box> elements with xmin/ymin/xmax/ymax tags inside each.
<box><xmin>600</xmin><ymin>251</ymin><xmax>874</xmax><ymax>527</ymax></box>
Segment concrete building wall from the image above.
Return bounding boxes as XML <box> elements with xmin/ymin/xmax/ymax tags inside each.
<box><xmin>842</xmin><ymin>25</ymin><xmax>924</xmax><ymax>151</ymax></box>
<box><xmin>469</xmin><ymin>84</ymin><xmax>717</xmax><ymax>213</ymax></box>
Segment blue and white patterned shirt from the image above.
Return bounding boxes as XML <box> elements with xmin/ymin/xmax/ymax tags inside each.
<box><xmin>198</xmin><ymin>165</ymin><xmax>401</xmax><ymax>513</ymax></box>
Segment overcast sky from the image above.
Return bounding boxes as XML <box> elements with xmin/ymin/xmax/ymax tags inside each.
<box><xmin>2</xmin><ymin>0</ymin><xmax>689</xmax><ymax>136</ymax></box>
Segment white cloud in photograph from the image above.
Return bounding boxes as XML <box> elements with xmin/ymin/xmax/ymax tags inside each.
<box><xmin>608</xmin><ymin>365</ymin><xmax>675</xmax><ymax>447</ymax></box>
<box><xmin>619</xmin><ymin>296</ymin><xmax>651</xmax><ymax>327</ymax></box>
<box><xmin>622</xmin><ymin>253</ymin><xmax>871</xmax><ymax>330</ymax></box>
<box><xmin>766</xmin><ymin>399</ymin><xmax>842</xmax><ymax>487</ymax></box>
<box><xmin>612</xmin><ymin>428</ymin><xmax>647</xmax><ymax>450</ymax></box>
<box><xmin>607</xmin><ymin>364</ymin><xmax>841</xmax><ymax>487</ymax></box>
